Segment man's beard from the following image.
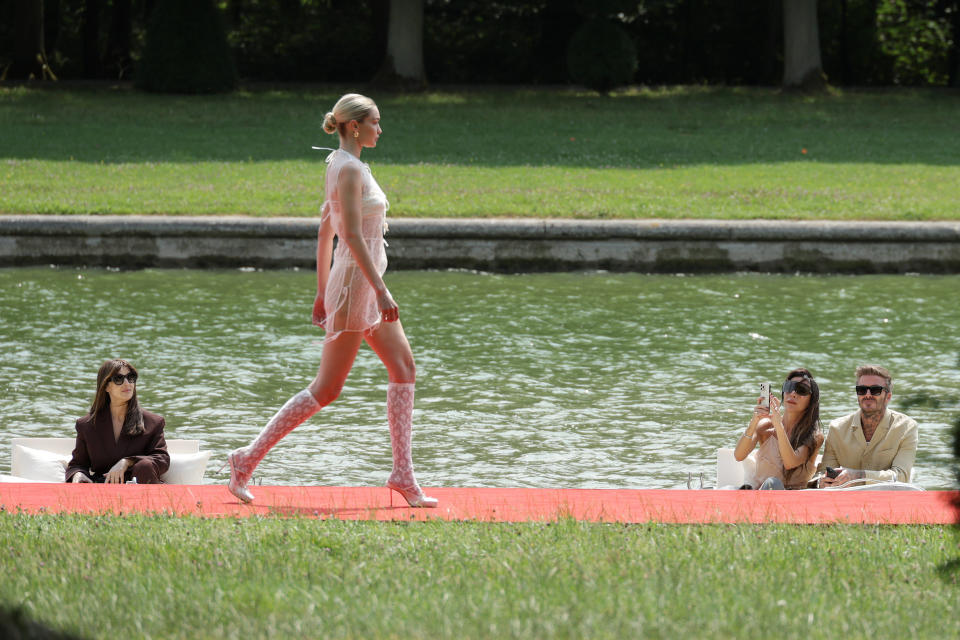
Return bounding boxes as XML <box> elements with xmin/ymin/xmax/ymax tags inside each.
<box><xmin>859</xmin><ymin>399</ymin><xmax>886</xmax><ymax>421</ymax></box>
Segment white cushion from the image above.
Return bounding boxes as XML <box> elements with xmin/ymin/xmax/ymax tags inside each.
<box><xmin>716</xmin><ymin>447</ymin><xmax>758</xmax><ymax>488</ymax></box>
<box><xmin>9</xmin><ymin>441</ymin><xmax>210</xmax><ymax>484</ymax></box>
<box><xmin>12</xmin><ymin>437</ymin><xmax>199</xmax><ymax>456</ymax></box>
<box><xmin>0</xmin><ymin>473</ymin><xmax>52</xmax><ymax>483</ymax></box>
<box><xmin>11</xmin><ymin>444</ymin><xmax>70</xmax><ymax>482</ymax></box>
<box><xmin>161</xmin><ymin>451</ymin><xmax>212</xmax><ymax>485</ymax></box>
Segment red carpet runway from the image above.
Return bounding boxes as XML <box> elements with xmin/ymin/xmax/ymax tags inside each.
<box><xmin>1</xmin><ymin>484</ymin><xmax>957</xmax><ymax>524</ymax></box>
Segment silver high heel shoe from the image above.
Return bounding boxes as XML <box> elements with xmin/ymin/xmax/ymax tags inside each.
<box><xmin>386</xmin><ymin>480</ymin><xmax>438</xmax><ymax>508</ymax></box>
<box><xmin>227</xmin><ymin>450</ymin><xmax>255</xmax><ymax>504</ymax></box>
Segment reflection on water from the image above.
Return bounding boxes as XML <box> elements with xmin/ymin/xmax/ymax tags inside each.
<box><xmin>1</xmin><ymin>268</ymin><xmax>957</xmax><ymax>489</ymax></box>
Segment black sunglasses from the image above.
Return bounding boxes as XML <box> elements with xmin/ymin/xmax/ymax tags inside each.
<box><xmin>781</xmin><ymin>380</ymin><xmax>812</xmax><ymax>396</ymax></box>
<box><xmin>855</xmin><ymin>385</ymin><xmax>887</xmax><ymax>396</ymax></box>
<box><xmin>110</xmin><ymin>372</ymin><xmax>138</xmax><ymax>385</ymax></box>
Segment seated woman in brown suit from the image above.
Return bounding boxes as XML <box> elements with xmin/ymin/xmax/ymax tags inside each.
<box><xmin>65</xmin><ymin>359</ymin><xmax>170</xmax><ymax>484</ymax></box>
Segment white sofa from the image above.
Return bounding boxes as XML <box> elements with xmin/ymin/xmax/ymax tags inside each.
<box><xmin>715</xmin><ymin>447</ymin><xmax>918</xmax><ymax>490</ymax></box>
<box><xmin>3</xmin><ymin>437</ymin><xmax>211</xmax><ymax>485</ymax></box>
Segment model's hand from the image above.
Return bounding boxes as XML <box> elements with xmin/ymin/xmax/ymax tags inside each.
<box><xmin>105</xmin><ymin>459</ymin><xmax>131</xmax><ymax>484</ymax></box>
<box><xmin>377</xmin><ymin>289</ymin><xmax>399</xmax><ymax>323</ymax></box>
<box><xmin>71</xmin><ymin>472</ymin><xmax>93</xmax><ymax>484</ymax></box>
<box><xmin>312</xmin><ymin>293</ymin><xmax>326</xmax><ymax>327</ymax></box>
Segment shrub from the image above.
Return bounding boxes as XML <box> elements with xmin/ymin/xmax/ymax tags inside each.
<box><xmin>566</xmin><ymin>18</ymin><xmax>637</xmax><ymax>93</ymax></box>
<box><xmin>135</xmin><ymin>0</ymin><xmax>238</xmax><ymax>94</ymax></box>
<box><xmin>876</xmin><ymin>0</ymin><xmax>952</xmax><ymax>85</ymax></box>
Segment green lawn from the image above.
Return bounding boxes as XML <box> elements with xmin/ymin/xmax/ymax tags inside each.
<box><xmin>1</xmin><ymin>85</ymin><xmax>958</xmax><ymax>220</ymax></box>
<box><xmin>1</xmin><ymin>514</ymin><xmax>958</xmax><ymax>639</ymax></box>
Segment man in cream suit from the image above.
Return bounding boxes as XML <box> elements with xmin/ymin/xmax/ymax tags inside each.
<box><xmin>818</xmin><ymin>364</ymin><xmax>918</xmax><ymax>488</ymax></box>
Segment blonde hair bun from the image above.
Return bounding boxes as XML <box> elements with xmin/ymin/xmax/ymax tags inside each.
<box><xmin>325</xmin><ymin>93</ymin><xmax>376</xmax><ymax>137</ymax></box>
<box><xmin>322</xmin><ymin>111</ymin><xmax>338</xmax><ymax>135</ymax></box>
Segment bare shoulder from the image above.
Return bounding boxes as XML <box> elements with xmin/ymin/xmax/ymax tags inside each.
<box><xmin>338</xmin><ymin>161</ymin><xmax>362</xmax><ymax>184</ymax></box>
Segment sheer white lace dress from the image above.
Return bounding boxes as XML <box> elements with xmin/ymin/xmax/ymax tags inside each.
<box><xmin>320</xmin><ymin>149</ymin><xmax>390</xmax><ymax>343</ymax></box>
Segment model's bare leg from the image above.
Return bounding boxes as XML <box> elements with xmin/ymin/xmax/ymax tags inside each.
<box><xmin>366</xmin><ymin>321</ymin><xmax>437</xmax><ymax>508</ymax></box>
<box><xmin>227</xmin><ymin>331</ymin><xmax>364</xmax><ymax>503</ymax></box>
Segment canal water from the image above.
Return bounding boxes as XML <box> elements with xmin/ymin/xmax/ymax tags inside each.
<box><xmin>1</xmin><ymin>268</ymin><xmax>957</xmax><ymax>489</ymax></box>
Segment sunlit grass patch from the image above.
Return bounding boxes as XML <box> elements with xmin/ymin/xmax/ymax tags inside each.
<box><xmin>1</xmin><ymin>513</ymin><xmax>958</xmax><ymax>639</ymax></box>
<box><xmin>1</xmin><ymin>86</ymin><xmax>958</xmax><ymax>220</ymax></box>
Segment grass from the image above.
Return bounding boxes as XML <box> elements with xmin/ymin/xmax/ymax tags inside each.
<box><xmin>1</xmin><ymin>513</ymin><xmax>958</xmax><ymax>639</ymax></box>
<box><xmin>1</xmin><ymin>85</ymin><xmax>959</xmax><ymax>219</ymax></box>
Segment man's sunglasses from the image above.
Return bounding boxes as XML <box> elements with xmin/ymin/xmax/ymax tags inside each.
<box><xmin>110</xmin><ymin>372</ymin><xmax>138</xmax><ymax>385</ymax></box>
<box><xmin>855</xmin><ymin>385</ymin><xmax>887</xmax><ymax>396</ymax></box>
<box><xmin>781</xmin><ymin>380</ymin><xmax>812</xmax><ymax>396</ymax></box>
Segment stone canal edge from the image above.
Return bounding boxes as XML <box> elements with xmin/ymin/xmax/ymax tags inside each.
<box><xmin>2</xmin><ymin>215</ymin><xmax>960</xmax><ymax>273</ymax></box>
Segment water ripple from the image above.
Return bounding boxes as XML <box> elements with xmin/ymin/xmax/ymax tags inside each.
<box><xmin>1</xmin><ymin>269</ymin><xmax>958</xmax><ymax>489</ymax></box>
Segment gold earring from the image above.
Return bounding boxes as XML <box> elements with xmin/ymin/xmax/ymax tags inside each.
<box><xmin>353</xmin><ymin>130</ymin><xmax>359</xmax><ymax>138</ymax></box>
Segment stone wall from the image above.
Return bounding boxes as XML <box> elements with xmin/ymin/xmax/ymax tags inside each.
<box><xmin>2</xmin><ymin>216</ymin><xmax>959</xmax><ymax>273</ymax></box>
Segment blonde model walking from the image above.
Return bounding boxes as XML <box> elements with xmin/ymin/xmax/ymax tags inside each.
<box><xmin>226</xmin><ymin>93</ymin><xmax>436</xmax><ymax>508</ymax></box>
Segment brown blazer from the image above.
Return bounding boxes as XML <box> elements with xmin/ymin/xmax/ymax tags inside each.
<box><xmin>64</xmin><ymin>409</ymin><xmax>170</xmax><ymax>482</ymax></box>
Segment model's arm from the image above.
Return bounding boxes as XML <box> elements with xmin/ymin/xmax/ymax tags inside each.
<box><xmin>312</xmin><ymin>206</ymin><xmax>335</xmax><ymax>326</ymax></box>
<box><xmin>337</xmin><ymin>165</ymin><xmax>398</xmax><ymax>322</ymax></box>
<box><xmin>316</xmin><ymin>203</ymin><xmax>334</xmax><ymax>291</ymax></box>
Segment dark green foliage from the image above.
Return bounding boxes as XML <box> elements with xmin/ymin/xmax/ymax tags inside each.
<box><xmin>423</xmin><ymin>0</ymin><xmax>572</xmax><ymax>84</ymax></box>
<box><xmin>566</xmin><ymin>18</ymin><xmax>637</xmax><ymax>93</ymax></box>
<box><xmin>228</xmin><ymin>1</ymin><xmax>379</xmax><ymax>82</ymax></box>
<box><xmin>877</xmin><ymin>0</ymin><xmax>953</xmax><ymax>85</ymax></box>
<box><xmin>135</xmin><ymin>0</ymin><xmax>237</xmax><ymax>94</ymax></box>
<box><xmin>0</xmin><ymin>1</ymin><xmax>956</xmax><ymax>86</ymax></box>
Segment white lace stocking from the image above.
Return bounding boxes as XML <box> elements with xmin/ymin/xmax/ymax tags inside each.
<box><xmin>232</xmin><ymin>389</ymin><xmax>321</xmax><ymax>483</ymax></box>
<box><xmin>386</xmin><ymin>382</ymin><xmax>419</xmax><ymax>489</ymax></box>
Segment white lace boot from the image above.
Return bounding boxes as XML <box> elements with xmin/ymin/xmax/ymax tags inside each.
<box><xmin>385</xmin><ymin>382</ymin><xmax>437</xmax><ymax>508</ymax></box>
<box><xmin>228</xmin><ymin>389</ymin><xmax>321</xmax><ymax>503</ymax></box>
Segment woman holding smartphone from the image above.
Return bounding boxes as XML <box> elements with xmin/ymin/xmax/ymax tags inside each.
<box><xmin>733</xmin><ymin>368</ymin><xmax>824</xmax><ymax>489</ymax></box>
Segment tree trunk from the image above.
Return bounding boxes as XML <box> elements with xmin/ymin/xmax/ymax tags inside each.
<box><xmin>82</xmin><ymin>0</ymin><xmax>103</xmax><ymax>78</ymax></box>
<box><xmin>782</xmin><ymin>0</ymin><xmax>826</xmax><ymax>90</ymax></box>
<box><xmin>372</xmin><ymin>0</ymin><xmax>426</xmax><ymax>90</ymax></box>
<box><xmin>762</xmin><ymin>0</ymin><xmax>782</xmax><ymax>85</ymax></box>
<box><xmin>839</xmin><ymin>0</ymin><xmax>848</xmax><ymax>85</ymax></box>
<box><xmin>45</xmin><ymin>0</ymin><xmax>62</xmax><ymax>54</ymax></box>
<box><xmin>227</xmin><ymin>0</ymin><xmax>243</xmax><ymax>29</ymax></box>
<box><xmin>11</xmin><ymin>0</ymin><xmax>46</xmax><ymax>79</ymax></box>
<box><xmin>106</xmin><ymin>0</ymin><xmax>132</xmax><ymax>79</ymax></box>
<box><xmin>949</xmin><ymin>1</ymin><xmax>960</xmax><ymax>88</ymax></box>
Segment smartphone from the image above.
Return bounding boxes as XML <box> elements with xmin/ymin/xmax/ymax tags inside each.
<box><xmin>825</xmin><ymin>466</ymin><xmax>840</xmax><ymax>479</ymax></box>
<box><xmin>758</xmin><ymin>382</ymin><xmax>771</xmax><ymax>410</ymax></box>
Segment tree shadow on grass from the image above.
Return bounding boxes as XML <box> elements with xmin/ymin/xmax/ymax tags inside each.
<box><xmin>0</xmin><ymin>605</ymin><xmax>86</xmax><ymax>640</ymax></box>
<box><xmin>938</xmin><ymin>557</ymin><xmax>960</xmax><ymax>585</ymax></box>
<box><xmin>941</xmin><ymin>415</ymin><xmax>960</xmax><ymax>584</ymax></box>
<box><xmin>1</xmin><ymin>86</ymin><xmax>959</xmax><ymax>168</ymax></box>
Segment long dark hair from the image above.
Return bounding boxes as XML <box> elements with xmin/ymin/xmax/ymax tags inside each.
<box><xmin>784</xmin><ymin>367</ymin><xmax>821</xmax><ymax>451</ymax></box>
<box><xmin>88</xmin><ymin>359</ymin><xmax>144</xmax><ymax>436</ymax></box>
